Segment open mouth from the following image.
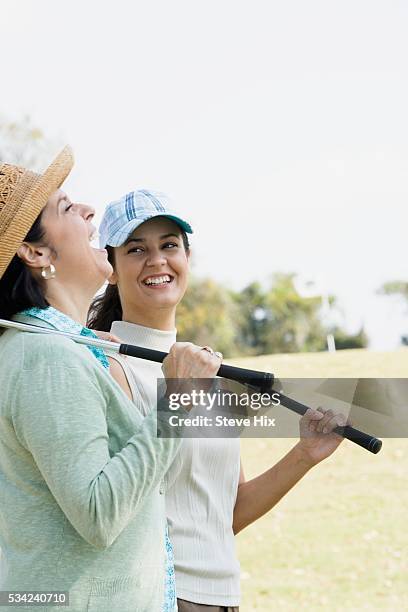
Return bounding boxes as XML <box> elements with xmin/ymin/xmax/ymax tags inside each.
<box><xmin>143</xmin><ymin>274</ymin><xmax>174</xmax><ymax>287</ymax></box>
<box><xmin>88</xmin><ymin>230</ymin><xmax>107</xmax><ymax>253</ymax></box>
<box><xmin>89</xmin><ymin>229</ymin><xmax>100</xmax><ymax>243</ymax></box>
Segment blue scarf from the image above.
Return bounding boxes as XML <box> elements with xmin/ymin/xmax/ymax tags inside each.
<box><xmin>20</xmin><ymin>306</ymin><xmax>110</xmax><ymax>370</ymax></box>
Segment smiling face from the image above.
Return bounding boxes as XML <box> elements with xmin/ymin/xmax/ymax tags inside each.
<box><xmin>109</xmin><ymin>216</ymin><xmax>190</xmax><ymax>326</ymax></box>
<box><xmin>18</xmin><ymin>189</ymin><xmax>113</xmax><ymax>294</ymax></box>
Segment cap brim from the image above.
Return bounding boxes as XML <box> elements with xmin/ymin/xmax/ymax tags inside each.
<box><xmin>102</xmin><ymin>212</ymin><xmax>193</xmax><ymax>248</ymax></box>
<box><xmin>161</xmin><ymin>214</ymin><xmax>193</xmax><ymax>234</ymax></box>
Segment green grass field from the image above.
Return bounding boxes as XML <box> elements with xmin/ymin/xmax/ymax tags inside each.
<box><xmin>226</xmin><ymin>347</ymin><xmax>408</xmax><ymax>611</ymax></box>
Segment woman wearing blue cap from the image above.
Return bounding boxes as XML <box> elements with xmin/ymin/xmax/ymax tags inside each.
<box><xmin>89</xmin><ymin>190</ymin><xmax>347</xmax><ymax>612</ymax></box>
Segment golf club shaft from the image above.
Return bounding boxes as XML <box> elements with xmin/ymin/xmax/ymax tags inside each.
<box><xmin>0</xmin><ymin>319</ymin><xmax>273</xmax><ymax>389</ymax></box>
<box><xmin>0</xmin><ymin>319</ymin><xmax>382</xmax><ymax>453</ymax></box>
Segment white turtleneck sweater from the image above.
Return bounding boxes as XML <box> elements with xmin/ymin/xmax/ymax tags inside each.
<box><xmin>109</xmin><ymin>321</ymin><xmax>241</xmax><ymax>607</ymax></box>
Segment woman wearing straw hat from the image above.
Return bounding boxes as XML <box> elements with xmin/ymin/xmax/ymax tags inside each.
<box><xmin>89</xmin><ymin>190</ymin><xmax>347</xmax><ymax>612</ymax></box>
<box><xmin>0</xmin><ymin>152</ymin><xmax>222</xmax><ymax>612</ymax></box>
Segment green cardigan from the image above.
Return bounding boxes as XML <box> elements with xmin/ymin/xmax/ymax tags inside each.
<box><xmin>0</xmin><ymin>315</ymin><xmax>182</xmax><ymax>611</ymax></box>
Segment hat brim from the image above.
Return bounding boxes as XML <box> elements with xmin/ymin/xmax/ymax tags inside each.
<box><xmin>0</xmin><ymin>146</ymin><xmax>74</xmax><ymax>279</ymax></box>
<box><xmin>103</xmin><ymin>213</ymin><xmax>193</xmax><ymax>248</ymax></box>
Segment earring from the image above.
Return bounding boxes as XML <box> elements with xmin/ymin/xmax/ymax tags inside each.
<box><xmin>41</xmin><ymin>264</ymin><xmax>56</xmax><ymax>280</ymax></box>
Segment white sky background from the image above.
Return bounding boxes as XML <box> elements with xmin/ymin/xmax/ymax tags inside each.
<box><xmin>2</xmin><ymin>0</ymin><xmax>408</xmax><ymax>350</ymax></box>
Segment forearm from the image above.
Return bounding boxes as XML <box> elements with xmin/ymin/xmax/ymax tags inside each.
<box><xmin>232</xmin><ymin>443</ymin><xmax>313</xmax><ymax>534</ymax></box>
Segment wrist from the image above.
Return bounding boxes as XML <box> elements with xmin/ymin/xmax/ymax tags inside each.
<box><xmin>291</xmin><ymin>442</ymin><xmax>318</xmax><ymax>471</ymax></box>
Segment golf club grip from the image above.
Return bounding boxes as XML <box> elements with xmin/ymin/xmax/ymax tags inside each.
<box><xmin>120</xmin><ymin>344</ymin><xmax>274</xmax><ymax>388</ymax></box>
<box><xmin>277</xmin><ymin>393</ymin><xmax>382</xmax><ymax>454</ymax></box>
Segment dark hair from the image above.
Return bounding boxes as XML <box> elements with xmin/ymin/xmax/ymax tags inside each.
<box><xmin>88</xmin><ymin>232</ymin><xmax>190</xmax><ymax>332</ymax></box>
<box><xmin>0</xmin><ymin>212</ymin><xmax>49</xmax><ymax>320</ymax></box>
<box><xmin>87</xmin><ymin>247</ymin><xmax>122</xmax><ymax>332</ymax></box>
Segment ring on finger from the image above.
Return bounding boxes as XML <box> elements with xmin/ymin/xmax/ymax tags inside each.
<box><xmin>201</xmin><ymin>346</ymin><xmax>215</xmax><ymax>356</ymax></box>
<box><xmin>214</xmin><ymin>351</ymin><xmax>223</xmax><ymax>361</ymax></box>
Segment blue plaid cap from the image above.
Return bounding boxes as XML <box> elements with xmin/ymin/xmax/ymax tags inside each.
<box><xmin>99</xmin><ymin>189</ymin><xmax>193</xmax><ymax>248</ymax></box>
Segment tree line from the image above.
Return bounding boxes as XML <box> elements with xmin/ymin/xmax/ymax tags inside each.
<box><xmin>177</xmin><ymin>273</ymin><xmax>368</xmax><ymax>358</ymax></box>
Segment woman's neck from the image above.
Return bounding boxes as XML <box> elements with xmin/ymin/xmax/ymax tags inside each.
<box><xmin>122</xmin><ymin>306</ymin><xmax>176</xmax><ymax>331</ymax></box>
<box><xmin>45</xmin><ymin>284</ymin><xmax>94</xmax><ymax>327</ymax></box>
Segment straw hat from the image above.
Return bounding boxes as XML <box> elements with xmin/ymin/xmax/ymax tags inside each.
<box><xmin>0</xmin><ymin>146</ymin><xmax>74</xmax><ymax>279</ymax></box>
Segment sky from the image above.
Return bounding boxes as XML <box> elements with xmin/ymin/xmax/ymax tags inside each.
<box><xmin>2</xmin><ymin>0</ymin><xmax>408</xmax><ymax>349</ymax></box>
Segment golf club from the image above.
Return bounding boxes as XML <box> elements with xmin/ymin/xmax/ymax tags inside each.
<box><xmin>0</xmin><ymin>318</ymin><xmax>382</xmax><ymax>454</ymax></box>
